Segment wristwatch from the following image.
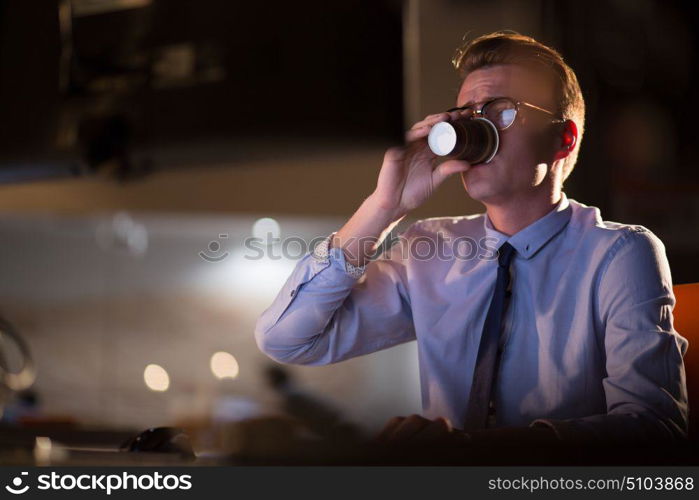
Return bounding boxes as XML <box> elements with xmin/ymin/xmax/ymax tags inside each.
<box><xmin>312</xmin><ymin>232</ymin><xmax>367</xmax><ymax>279</ymax></box>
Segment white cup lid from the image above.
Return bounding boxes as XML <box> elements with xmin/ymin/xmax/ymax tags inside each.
<box><xmin>427</xmin><ymin>121</ymin><xmax>457</xmax><ymax>156</ymax></box>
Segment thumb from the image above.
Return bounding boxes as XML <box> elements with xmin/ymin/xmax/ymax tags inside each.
<box><xmin>432</xmin><ymin>159</ymin><xmax>471</xmax><ymax>186</ymax></box>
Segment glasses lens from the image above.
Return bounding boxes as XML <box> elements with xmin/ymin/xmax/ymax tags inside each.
<box><xmin>484</xmin><ymin>99</ymin><xmax>517</xmax><ymax>129</ymax></box>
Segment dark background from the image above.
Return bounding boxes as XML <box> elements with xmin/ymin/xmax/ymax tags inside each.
<box><xmin>0</xmin><ymin>0</ymin><xmax>404</xmax><ymax>176</ymax></box>
<box><xmin>0</xmin><ymin>0</ymin><xmax>696</xmax><ymax>285</ymax></box>
<box><xmin>542</xmin><ymin>0</ymin><xmax>699</xmax><ymax>284</ymax></box>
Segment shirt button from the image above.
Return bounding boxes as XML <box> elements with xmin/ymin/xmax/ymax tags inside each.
<box><xmin>290</xmin><ymin>289</ymin><xmax>296</xmax><ymax>297</ymax></box>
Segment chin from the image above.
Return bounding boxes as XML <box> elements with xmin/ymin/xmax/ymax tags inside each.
<box><xmin>463</xmin><ymin>181</ymin><xmax>513</xmax><ymax>206</ymax></box>
<box><xmin>461</xmin><ymin>173</ymin><xmax>493</xmax><ymax>202</ymax></box>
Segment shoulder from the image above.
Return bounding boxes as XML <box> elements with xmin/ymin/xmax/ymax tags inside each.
<box><xmin>566</xmin><ymin>199</ymin><xmax>670</xmax><ymax>288</ymax></box>
<box><xmin>567</xmin><ymin>198</ymin><xmax>665</xmax><ymax>255</ymax></box>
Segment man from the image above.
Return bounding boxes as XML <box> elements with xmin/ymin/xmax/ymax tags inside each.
<box><xmin>254</xmin><ymin>32</ymin><xmax>688</xmax><ymax>446</ymax></box>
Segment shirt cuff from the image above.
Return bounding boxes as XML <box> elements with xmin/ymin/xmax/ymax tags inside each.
<box><xmin>312</xmin><ymin>232</ymin><xmax>367</xmax><ymax>279</ymax></box>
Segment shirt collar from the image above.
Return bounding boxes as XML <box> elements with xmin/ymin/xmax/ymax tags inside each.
<box><xmin>483</xmin><ymin>192</ymin><xmax>572</xmax><ymax>260</ymax></box>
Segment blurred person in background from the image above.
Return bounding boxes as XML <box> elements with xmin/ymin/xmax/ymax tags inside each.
<box><xmin>255</xmin><ymin>32</ymin><xmax>688</xmax><ymax>449</ymax></box>
<box><xmin>264</xmin><ymin>365</ymin><xmax>361</xmax><ymax>442</ymax></box>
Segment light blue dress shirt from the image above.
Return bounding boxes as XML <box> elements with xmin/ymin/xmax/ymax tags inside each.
<box><xmin>255</xmin><ymin>193</ymin><xmax>689</xmax><ymax>443</ymax></box>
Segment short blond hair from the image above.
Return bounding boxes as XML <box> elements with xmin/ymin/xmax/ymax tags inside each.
<box><xmin>452</xmin><ymin>31</ymin><xmax>585</xmax><ymax>182</ymax></box>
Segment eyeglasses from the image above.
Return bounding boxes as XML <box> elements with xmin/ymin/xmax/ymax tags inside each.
<box><xmin>447</xmin><ymin>97</ymin><xmax>565</xmax><ymax>131</ymax></box>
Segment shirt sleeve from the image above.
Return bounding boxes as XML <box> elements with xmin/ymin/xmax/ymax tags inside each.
<box><xmin>254</xmin><ymin>225</ymin><xmax>417</xmax><ymax>366</ymax></box>
<box><xmin>530</xmin><ymin>227</ymin><xmax>689</xmax><ymax>444</ymax></box>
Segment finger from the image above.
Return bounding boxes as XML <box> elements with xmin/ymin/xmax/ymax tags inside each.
<box><xmin>408</xmin><ymin>147</ymin><xmax>438</xmax><ymax>174</ymax></box>
<box><xmin>448</xmin><ymin>110</ymin><xmax>462</xmax><ymax>122</ymax></box>
<box><xmin>377</xmin><ymin>147</ymin><xmax>408</xmax><ymax>190</ymax></box>
<box><xmin>383</xmin><ymin>146</ymin><xmax>406</xmax><ymax>164</ymax></box>
<box><xmin>432</xmin><ymin>159</ymin><xmax>471</xmax><ymax>186</ymax></box>
<box><xmin>410</xmin><ymin>417</ymin><xmax>453</xmax><ymax>444</ymax></box>
<box><xmin>405</xmin><ymin>125</ymin><xmax>431</xmax><ymax>143</ymax></box>
<box><xmin>375</xmin><ymin>416</ymin><xmax>405</xmax><ymax>442</ymax></box>
<box><xmin>377</xmin><ymin>147</ymin><xmax>406</xmax><ymax>185</ymax></box>
<box><xmin>385</xmin><ymin>414</ymin><xmax>432</xmax><ymax>441</ymax></box>
<box><xmin>437</xmin><ymin>416</ymin><xmax>453</xmax><ymax>432</ymax></box>
<box><xmin>406</xmin><ymin>110</ymin><xmax>460</xmax><ymax>145</ymax></box>
<box><xmin>451</xmin><ymin>108</ymin><xmax>474</xmax><ymax>120</ymax></box>
<box><xmin>409</xmin><ymin>112</ymin><xmax>451</xmax><ymax>131</ymax></box>
<box><xmin>404</xmin><ymin>138</ymin><xmax>436</xmax><ymax>165</ymax></box>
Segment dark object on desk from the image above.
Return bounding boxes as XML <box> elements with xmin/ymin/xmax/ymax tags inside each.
<box><xmin>120</xmin><ymin>427</ymin><xmax>195</xmax><ymax>461</ymax></box>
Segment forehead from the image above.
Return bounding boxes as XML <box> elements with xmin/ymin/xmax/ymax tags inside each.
<box><xmin>456</xmin><ymin>63</ymin><xmax>557</xmax><ymax>108</ymax></box>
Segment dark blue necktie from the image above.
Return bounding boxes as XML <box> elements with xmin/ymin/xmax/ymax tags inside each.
<box><xmin>463</xmin><ymin>241</ymin><xmax>516</xmax><ymax>431</ymax></box>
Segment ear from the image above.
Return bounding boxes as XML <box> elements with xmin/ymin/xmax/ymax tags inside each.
<box><xmin>553</xmin><ymin>120</ymin><xmax>577</xmax><ymax>161</ymax></box>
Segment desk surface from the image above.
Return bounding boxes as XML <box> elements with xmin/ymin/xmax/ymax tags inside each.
<box><xmin>1</xmin><ymin>424</ymin><xmax>697</xmax><ymax>466</ymax></box>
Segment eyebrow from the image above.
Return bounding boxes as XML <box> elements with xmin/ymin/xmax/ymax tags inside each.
<box><xmin>455</xmin><ymin>96</ymin><xmax>506</xmax><ymax>109</ymax></box>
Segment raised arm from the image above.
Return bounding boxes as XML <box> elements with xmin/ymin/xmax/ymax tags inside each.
<box><xmin>255</xmin><ymin>111</ymin><xmax>472</xmax><ymax>365</ymax></box>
